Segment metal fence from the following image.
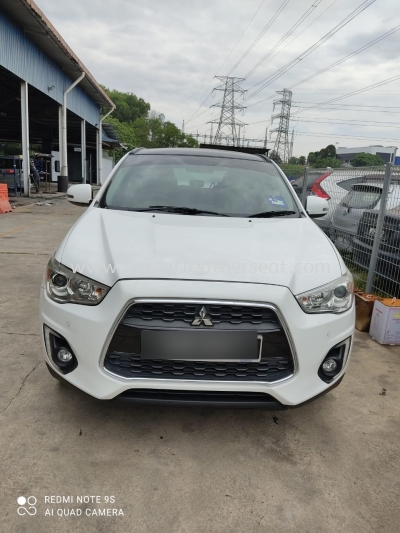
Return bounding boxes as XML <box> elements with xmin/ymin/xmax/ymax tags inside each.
<box><xmin>296</xmin><ymin>163</ymin><xmax>400</xmax><ymax>298</ymax></box>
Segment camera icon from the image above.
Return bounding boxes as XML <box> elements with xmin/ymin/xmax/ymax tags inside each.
<box><xmin>17</xmin><ymin>496</ymin><xmax>37</xmax><ymax>516</ymax></box>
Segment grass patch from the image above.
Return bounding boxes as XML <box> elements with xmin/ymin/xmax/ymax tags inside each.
<box><xmin>343</xmin><ymin>253</ymin><xmax>398</xmax><ymax>298</ymax></box>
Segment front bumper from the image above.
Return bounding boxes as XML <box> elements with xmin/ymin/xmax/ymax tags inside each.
<box><xmin>39</xmin><ymin>279</ymin><xmax>355</xmax><ymax>406</ymax></box>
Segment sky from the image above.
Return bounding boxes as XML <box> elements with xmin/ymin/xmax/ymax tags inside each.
<box><xmin>35</xmin><ymin>0</ymin><xmax>400</xmax><ymax>157</ymax></box>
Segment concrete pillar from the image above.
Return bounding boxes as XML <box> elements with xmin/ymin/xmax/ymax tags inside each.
<box><xmin>58</xmin><ymin>105</ymin><xmax>63</xmax><ymax>166</ymax></box>
<box><xmin>81</xmin><ymin>119</ymin><xmax>86</xmax><ymax>183</ymax></box>
<box><xmin>21</xmin><ymin>81</ymin><xmax>30</xmax><ymax>197</ymax></box>
<box><xmin>60</xmin><ymin>103</ymin><xmax>68</xmax><ymax>178</ymax></box>
<box><xmin>96</xmin><ymin>127</ymin><xmax>100</xmax><ymax>185</ymax></box>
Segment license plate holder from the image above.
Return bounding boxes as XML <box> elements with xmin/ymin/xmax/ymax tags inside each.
<box><xmin>141</xmin><ymin>330</ymin><xmax>261</xmax><ymax>362</ymax></box>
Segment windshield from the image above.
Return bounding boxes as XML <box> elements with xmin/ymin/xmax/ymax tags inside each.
<box><xmin>292</xmin><ymin>171</ymin><xmax>327</xmax><ymax>190</ymax></box>
<box><xmin>101</xmin><ymin>154</ymin><xmax>298</xmax><ymax>217</ymax></box>
<box><xmin>342</xmin><ymin>188</ymin><xmax>381</xmax><ymax>209</ymax></box>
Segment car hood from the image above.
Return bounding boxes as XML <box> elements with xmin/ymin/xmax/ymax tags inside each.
<box><xmin>57</xmin><ymin>208</ymin><xmax>343</xmax><ymax>294</ymax></box>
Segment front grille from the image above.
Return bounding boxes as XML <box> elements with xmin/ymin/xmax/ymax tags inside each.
<box><xmin>123</xmin><ymin>302</ymin><xmax>280</xmax><ymax>331</ymax></box>
<box><xmin>104</xmin><ymin>302</ymin><xmax>294</xmax><ymax>383</ymax></box>
<box><xmin>106</xmin><ymin>351</ymin><xmax>292</xmax><ymax>382</ymax></box>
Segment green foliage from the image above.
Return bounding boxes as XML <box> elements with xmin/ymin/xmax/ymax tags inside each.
<box><xmin>288</xmin><ymin>156</ymin><xmax>306</xmax><ymax>165</ymax></box>
<box><xmin>105</xmin><ymin>117</ymin><xmax>136</xmax><ymax>162</ymax></box>
<box><xmin>280</xmin><ymin>164</ymin><xmax>304</xmax><ymax>178</ymax></box>
<box><xmin>308</xmin><ymin>144</ymin><xmax>340</xmax><ymax>167</ymax></box>
<box><xmin>314</xmin><ymin>156</ymin><xmax>342</xmax><ymax>168</ymax></box>
<box><xmin>0</xmin><ymin>142</ymin><xmax>22</xmax><ymax>156</ymax></box>
<box><xmin>103</xmin><ymin>88</ymin><xmax>198</xmax><ymax>154</ymax></box>
<box><xmin>269</xmin><ymin>150</ymin><xmax>282</xmax><ymax>164</ymax></box>
<box><xmin>102</xmin><ymin>87</ymin><xmax>150</xmax><ymax>123</ymax></box>
<box><xmin>132</xmin><ymin>117</ymin><xmax>198</xmax><ymax>149</ymax></box>
<box><xmin>351</xmin><ymin>152</ymin><xmax>385</xmax><ymax>167</ymax></box>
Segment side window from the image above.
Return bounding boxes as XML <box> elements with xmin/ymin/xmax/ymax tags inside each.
<box><xmin>55</xmin><ymin>161</ymin><xmax>60</xmax><ymax>173</ymax></box>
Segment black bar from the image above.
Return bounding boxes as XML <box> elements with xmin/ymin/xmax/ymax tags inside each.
<box><xmin>141</xmin><ymin>330</ymin><xmax>258</xmax><ymax>361</ymax></box>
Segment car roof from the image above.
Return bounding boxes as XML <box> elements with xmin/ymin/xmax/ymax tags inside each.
<box><xmin>131</xmin><ymin>147</ymin><xmax>267</xmax><ymax>162</ymax></box>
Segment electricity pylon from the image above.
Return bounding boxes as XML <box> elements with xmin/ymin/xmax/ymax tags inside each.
<box><xmin>271</xmin><ymin>88</ymin><xmax>292</xmax><ymax>162</ymax></box>
<box><xmin>208</xmin><ymin>76</ymin><xmax>247</xmax><ymax>146</ymax></box>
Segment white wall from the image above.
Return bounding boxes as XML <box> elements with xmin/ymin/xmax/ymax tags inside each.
<box><xmin>101</xmin><ymin>151</ymin><xmax>114</xmax><ymax>184</ymax></box>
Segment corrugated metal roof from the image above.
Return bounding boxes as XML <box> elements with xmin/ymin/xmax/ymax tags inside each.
<box><xmin>102</xmin><ymin>124</ymin><xmax>121</xmax><ymax>145</ymax></box>
<box><xmin>0</xmin><ymin>0</ymin><xmax>113</xmax><ymax>108</ymax></box>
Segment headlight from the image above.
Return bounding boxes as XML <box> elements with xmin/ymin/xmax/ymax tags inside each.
<box><xmin>46</xmin><ymin>256</ymin><xmax>109</xmax><ymax>305</ymax></box>
<box><xmin>295</xmin><ymin>271</ymin><xmax>354</xmax><ymax>314</ymax></box>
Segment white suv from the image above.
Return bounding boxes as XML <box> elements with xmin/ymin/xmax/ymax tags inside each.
<box><xmin>40</xmin><ymin>148</ymin><xmax>355</xmax><ymax>408</ymax></box>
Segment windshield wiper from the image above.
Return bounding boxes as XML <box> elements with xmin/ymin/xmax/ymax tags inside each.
<box><xmin>145</xmin><ymin>206</ymin><xmax>230</xmax><ymax>217</ymax></box>
<box><xmin>248</xmin><ymin>210</ymin><xmax>298</xmax><ymax>218</ymax></box>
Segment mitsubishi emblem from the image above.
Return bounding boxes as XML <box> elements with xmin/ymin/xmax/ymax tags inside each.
<box><xmin>191</xmin><ymin>306</ymin><xmax>213</xmax><ymax>326</ymax></box>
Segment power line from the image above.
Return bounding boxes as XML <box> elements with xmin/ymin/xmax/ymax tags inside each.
<box><xmin>182</xmin><ymin>0</ymin><xmax>267</xmax><ymax>114</ymax></box>
<box><xmin>290</xmin><ymin>106</ymin><xmax>400</xmax><ymax>115</ymax></box>
<box><xmin>227</xmin><ymin>0</ymin><xmax>291</xmax><ymax>76</ymax></box>
<box><xmin>291</xmin><ymin>130</ymin><xmax>400</xmax><ymax>143</ymax></box>
<box><xmin>217</xmin><ymin>0</ymin><xmax>267</xmax><ymax>75</ymax></box>
<box><xmin>291</xmin><ymin>73</ymin><xmax>400</xmax><ymax>116</ymax></box>
<box><xmin>243</xmin><ymin>0</ymin><xmax>339</xmax><ymax>79</ymax></box>
<box><xmin>244</xmin><ymin>0</ymin><xmax>323</xmax><ymax>79</ymax></box>
<box><xmin>292</xmin><ymin>118</ymin><xmax>400</xmax><ymax>129</ymax></box>
<box><xmin>293</xmin><ymin>102</ymin><xmax>400</xmax><ymax>109</ymax></box>
<box><xmin>244</xmin><ymin>0</ymin><xmax>377</xmax><ymax>103</ymax></box>
<box><xmin>288</xmin><ymin>24</ymin><xmax>400</xmax><ymax>90</ymax></box>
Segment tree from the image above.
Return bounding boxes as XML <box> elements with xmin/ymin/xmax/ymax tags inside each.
<box><xmin>298</xmin><ymin>156</ymin><xmax>306</xmax><ymax>165</ymax></box>
<box><xmin>102</xmin><ymin>87</ymin><xmax>150</xmax><ymax>123</ymax></box>
<box><xmin>307</xmin><ymin>145</ymin><xmax>340</xmax><ymax>167</ymax></box>
<box><xmin>319</xmin><ymin>144</ymin><xmax>336</xmax><ymax>159</ymax></box>
<box><xmin>289</xmin><ymin>156</ymin><xmax>299</xmax><ymax>165</ymax></box>
<box><xmin>132</xmin><ymin>116</ymin><xmax>198</xmax><ymax>149</ymax></box>
<box><xmin>0</xmin><ymin>142</ymin><xmax>22</xmax><ymax>156</ymax></box>
<box><xmin>269</xmin><ymin>150</ymin><xmax>282</xmax><ymax>164</ymax></box>
<box><xmin>351</xmin><ymin>152</ymin><xmax>385</xmax><ymax>167</ymax></box>
<box><xmin>105</xmin><ymin>116</ymin><xmax>136</xmax><ymax>162</ymax></box>
<box><xmin>307</xmin><ymin>151</ymin><xmax>317</xmax><ymax>165</ymax></box>
<box><xmin>314</xmin><ymin>156</ymin><xmax>342</xmax><ymax>168</ymax></box>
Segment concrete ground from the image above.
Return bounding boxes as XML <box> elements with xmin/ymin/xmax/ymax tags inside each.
<box><xmin>0</xmin><ymin>199</ymin><xmax>399</xmax><ymax>533</ymax></box>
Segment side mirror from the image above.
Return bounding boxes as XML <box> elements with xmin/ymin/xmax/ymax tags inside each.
<box><xmin>67</xmin><ymin>184</ymin><xmax>92</xmax><ymax>206</ymax></box>
<box><xmin>306</xmin><ymin>196</ymin><xmax>329</xmax><ymax>218</ymax></box>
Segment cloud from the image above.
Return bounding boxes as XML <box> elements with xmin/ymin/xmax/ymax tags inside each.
<box><xmin>35</xmin><ymin>0</ymin><xmax>400</xmax><ymax>155</ymax></box>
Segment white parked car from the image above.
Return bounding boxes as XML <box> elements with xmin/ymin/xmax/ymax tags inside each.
<box><xmin>40</xmin><ymin>148</ymin><xmax>355</xmax><ymax>408</ymax></box>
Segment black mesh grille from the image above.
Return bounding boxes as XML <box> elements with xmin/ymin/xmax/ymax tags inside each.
<box><xmin>105</xmin><ymin>302</ymin><xmax>294</xmax><ymax>383</ymax></box>
<box><xmin>106</xmin><ymin>352</ymin><xmax>292</xmax><ymax>382</ymax></box>
<box><xmin>123</xmin><ymin>302</ymin><xmax>280</xmax><ymax>329</ymax></box>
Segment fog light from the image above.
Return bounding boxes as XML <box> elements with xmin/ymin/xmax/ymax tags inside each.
<box><xmin>322</xmin><ymin>358</ymin><xmax>337</xmax><ymax>373</ymax></box>
<box><xmin>318</xmin><ymin>337</ymin><xmax>351</xmax><ymax>384</ymax></box>
<box><xmin>57</xmin><ymin>348</ymin><xmax>73</xmax><ymax>364</ymax></box>
<box><xmin>43</xmin><ymin>326</ymin><xmax>78</xmax><ymax>374</ymax></box>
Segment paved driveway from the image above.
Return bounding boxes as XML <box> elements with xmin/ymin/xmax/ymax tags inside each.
<box><xmin>1</xmin><ymin>199</ymin><xmax>399</xmax><ymax>533</ymax></box>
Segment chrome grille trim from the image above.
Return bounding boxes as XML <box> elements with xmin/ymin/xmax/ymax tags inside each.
<box><xmin>100</xmin><ymin>298</ymin><xmax>298</xmax><ymax>386</ymax></box>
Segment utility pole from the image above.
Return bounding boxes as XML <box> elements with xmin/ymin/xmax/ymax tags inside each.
<box><xmin>182</xmin><ymin>119</ymin><xmax>185</xmax><ymax>133</ymax></box>
<box><xmin>263</xmin><ymin>127</ymin><xmax>268</xmax><ymax>149</ymax></box>
<box><xmin>208</xmin><ymin>76</ymin><xmax>247</xmax><ymax>146</ymax></box>
<box><xmin>270</xmin><ymin>88</ymin><xmax>292</xmax><ymax>162</ymax></box>
<box><xmin>289</xmin><ymin>129</ymin><xmax>294</xmax><ymax>161</ymax></box>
